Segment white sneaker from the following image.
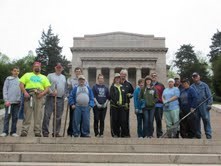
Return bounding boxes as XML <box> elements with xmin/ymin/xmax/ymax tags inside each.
<box><xmin>0</xmin><ymin>133</ymin><xmax>7</xmax><ymax>137</ymax></box>
<box><xmin>11</xmin><ymin>133</ymin><xmax>19</xmax><ymax>137</ymax></box>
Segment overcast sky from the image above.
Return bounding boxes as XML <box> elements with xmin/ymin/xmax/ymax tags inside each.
<box><xmin>1</xmin><ymin>0</ymin><xmax>221</xmax><ymax>63</ymax></box>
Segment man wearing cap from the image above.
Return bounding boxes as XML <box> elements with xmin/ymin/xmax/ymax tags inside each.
<box><xmin>191</xmin><ymin>72</ymin><xmax>213</xmax><ymax>139</ymax></box>
<box><xmin>68</xmin><ymin>75</ymin><xmax>94</xmax><ymax>137</ymax></box>
<box><xmin>42</xmin><ymin>63</ymin><xmax>67</xmax><ymax>137</ymax></box>
<box><xmin>120</xmin><ymin>69</ymin><xmax>134</xmax><ymax>137</ymax></box>
<box><xmin>151</xmin><ymin>72</ymin><xmax>165</xmax><ymax>138</ymax></box>
<box><xmin>19</xmin><ymin>62</ymin><xmax>51</xmax><ymax>137</ymax></box>
<box><xmin>174</xmin><ymin>74</ymin><xmax>183</xmax><ymax>91</ymax></box>
<box><xmin>179</xmin><ymin>78</ymin><xmax>197</xmax><ymax>138</ymax></box>
<box><xmin>67</xmin><ymin>67</ymin><xmax>89</xmax><ymax>136</ymax></box>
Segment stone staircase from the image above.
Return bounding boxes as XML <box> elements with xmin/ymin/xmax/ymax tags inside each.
<box><xmin>0</xmin><ymin>103</ymin><xmax>221</xmax><ymax>165</ymax></box>
<box><xmin>0</xmin><ymin>137</ymin><xmax>221</xmax><ymax>165</ymax></box>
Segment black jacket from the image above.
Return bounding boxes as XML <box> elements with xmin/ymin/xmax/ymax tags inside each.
<box><xmin>110</xmin><ymin>84</ymin><xmax>127</xmax><ymax>107</ymax></box>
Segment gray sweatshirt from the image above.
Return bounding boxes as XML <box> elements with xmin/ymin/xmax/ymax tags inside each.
<box><xmin>47</xmin><ymin>73</ymin><xmax>67</xmax><ymax>98</ymax></box>
<box><xmin>3</xmin><ymin>76</ymin><xmax>21</xmax><ymax>103</ymax></box>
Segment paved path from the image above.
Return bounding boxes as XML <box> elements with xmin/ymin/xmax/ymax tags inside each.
<box><xmin>0</xmin><ymin>103</ymin><xmax>221</xmax><ymax>139</ymax></box>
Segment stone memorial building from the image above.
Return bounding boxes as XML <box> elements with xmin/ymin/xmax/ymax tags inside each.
<box><xmin>70</xmin><ymin>32</ymin><xmax>168</xmax><ymax>87</ymax></box>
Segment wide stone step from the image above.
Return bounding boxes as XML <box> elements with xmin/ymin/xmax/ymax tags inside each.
<box><xmin>1</xmin><ymin>137</ymin><xmax>221</xmax><ymax>145</ymax></box>
<box><xmin>0</xmin><ymin>152</ymin><xmax>221</xmax><ymax>164</ymax></box>
<box><xmin>0</xmin><ymin>143</ymin><xmax>220</xmax><ymax>154</ymax></box>
<box><xmin>1</xmin><ymin>163</ymin><xmax>218</xmax><ymax>166</ymax></box>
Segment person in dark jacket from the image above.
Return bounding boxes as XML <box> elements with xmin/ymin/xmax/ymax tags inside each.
<box><xmin>151</xmin><ymin>72</ymin><xmax>165</xmax><ymax>138</ymax></box>
<box><xmin>179</xmin><ymin>78</ymin><xmax>198</xmax><ymax>138</ymax></box>
<box><xmin>140</xmin><ymin>76</ymin><xmax>158</xmax><ymax>138</ymax></box>
<box><xmin>120</xmin><ymin>69</ymin><xmax>134</xmax><ymax>137</ymax></box>
<box><xmin>110</xmin><ymin>73</ymin><xmax>128</xmax><ymax>137</ymax></box>
<box><xmin>92</xmin><ymin>74</ymin><xmax>109</xmax><ymax>137</ymax></box>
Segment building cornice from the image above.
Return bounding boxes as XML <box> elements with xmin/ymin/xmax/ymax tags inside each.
<box><xmin>70</xmin><ymin>47</ymin><xmax>168</xmax><ymax>53</ymax></box>
<box><xmin>81</xmin><ymin>57</ymin><xmax>158</xmax><ymax>61</ymax></box>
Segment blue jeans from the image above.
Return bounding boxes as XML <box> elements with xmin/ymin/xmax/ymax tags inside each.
<box><xmin>195</xmin><ymin>104</ymin><xmax>212</xmax><ymax>138</ymax></box>
<box><xmin>154</xmin><ymin>106</ymin><xmax>163</xmax><ymax>138</ymax></box>
<box><xmin>143</xmin><ymin>108</ymin><xmax>155</xmax><ymax>137</ymax></box>
<box><xmin>72</xmin><ymin>106</ymin><xmax>90</xmax><ymax>137</ymax></box>
<box><xmin>136</xmin><ymin>113</ymin><xmax>144</xmax><ymax>137</ymax></box>
<box><xmin>3</xmin><ymin>104</ymin><xmax>20</xmax><ymax>134</ymax></box>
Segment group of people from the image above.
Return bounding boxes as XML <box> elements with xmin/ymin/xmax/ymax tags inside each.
<box><xmin>0</xmin><ymin>61</ymin><xmax>213</xmax><ymax>139</ymax></box>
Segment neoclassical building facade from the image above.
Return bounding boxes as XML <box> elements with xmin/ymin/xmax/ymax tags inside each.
<box><xmin>70</xmin><ymin>32</ymin><xmax>168</xmax><ymax>87</ymax></box>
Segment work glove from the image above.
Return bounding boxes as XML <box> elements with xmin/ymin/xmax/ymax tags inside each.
<box><xmin>190</xmin><ymin>108</ymin><xmax>195</xmax><ymax>113</ymax></box>
<box><xmin>124</xmin><ymin>103</ymin><xmax>129</xmax><ymax>110</ymax></box>
<box><xmin>102</xmin><ymin>100</ymin><xmax>108</xmax><ymax>108</ymax></box>
<box><xmin>96</xmin><ymin>103</ymin><xmax>102</xmax><ymax>108</ymax></box>
<box><xmin>207</xmin><ymin>105</ymin><xmax>212</xmax><ymax>111</ymax></box>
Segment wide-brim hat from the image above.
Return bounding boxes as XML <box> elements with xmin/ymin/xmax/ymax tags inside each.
<box><xmin>114</xmin><ymin>73</ymin><xmax>120</xmax><ymax>78</ymax></box>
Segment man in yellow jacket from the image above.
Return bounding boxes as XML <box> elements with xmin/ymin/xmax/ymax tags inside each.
<box><xmin>19</xmin><ymin>62</ymin><xmax>51</xmax><ymax>137</ymax></box>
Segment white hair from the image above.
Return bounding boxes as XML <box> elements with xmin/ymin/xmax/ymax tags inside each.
<box><xmin>120</xmin><ymin>69</ymin><xmax>128</xmax><ymax>75</ymax></box>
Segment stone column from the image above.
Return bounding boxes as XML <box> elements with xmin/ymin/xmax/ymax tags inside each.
<box><xmin>83</xmin><ymin>67</ymin><xmax>88</xmax><ymax>81</ymax></box>
<box><xmin>109</xmin><ymin>68</ymin><xmax>115</xmax><ymax>87</ymax></box>
<box><xmin>96</xmin><ymin>68</ymin><xmax>102</xmax><ymax>77</ymax></box>
<box><xmin>136</xmin><ymin>67</ymin><xmax>142</xmax><ymax>85</ymax></box>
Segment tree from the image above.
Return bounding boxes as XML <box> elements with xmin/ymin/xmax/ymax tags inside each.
<box><xmin>35</xmin><ymin>25</ymin><xmax>70</xmax><ymax>76</ymax></box>
<box><xmin>208</xmin><ymin>30</ymin><xmax>221</xmax><ymax>63</ymax></box>
<box><xmin>173</xmin><ymin>44</ymin><xmax>210</xmax><ymax>84</ymax></box>
<box><xmin>0</xmin><ymin>52</ymin><xmax>11</xmax><ymax>99</ymax></box>
<box><xmin>212</xmin><ymin>55</ymin><xmax>221</xmax><ymax>96</ymax></box>
<box><xmin>12</xmin><ymin>51</ymin><xmax>35</xmax><ymax>76</ymax></box>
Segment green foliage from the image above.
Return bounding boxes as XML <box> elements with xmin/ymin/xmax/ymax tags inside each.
<box><xmin>0</xmin><ymin>99</ymin><xmax>4</xmax><ymax>109</ymax></box>
<box><xmin>173</xmin><ymin>44</ymin><xmax>211</xmax><ymax>85</ymax></box>
<box><xmin>35</xmin><ymin>25</ymin><xmax>70</xmax><ymax>76</ymax></box>
<box><xmin>212</xmin><ymin>56</ymin><xmax>221</xmax><ymax>96</ymax></box>
<box><xmin>208</xmin><ymin>30</ymin><xmax>221</xmax><ymax>63</ymax></box>
<box><xmin>12</xmin><ymin>53</ymin><xmax>35</xmax><ymax>76</ymax></box>
<box><xmin>0</xmin><ymin>53</ymin><xmax>11</xmax><ymax>99</ymax></box>
<box><xmin>0</xmin><ymin>51</ymin><xmax>36</xmax><ymax>99</ymax></box>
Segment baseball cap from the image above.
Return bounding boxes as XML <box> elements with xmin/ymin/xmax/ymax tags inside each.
<box><xmin>78</xmin><ymin>75</ymin><xmax>86</xmax><ymax>80</ymax></box>
<box><xmin>167</xmin><ymin>78</ymin><xmax>175</xmax><ymax>83</ymax></box>
<box><xmin>192</xmin><ymin>72</ymin><xmax>199</xmax><ymax>77</ymax></box>
<box><xmin>55</xmin><ymin>63</ymin><xmax>63</xmax><ymax>69</ymax></box>
<box><xmin>174</xmin><ymin>74</ymin><xmax>180</xmax><ymax>79</ymax></box>
<box><xmin>33</xmin><ymin>61</ymin><xmax>41</xmax><ymax>67</ymax></box>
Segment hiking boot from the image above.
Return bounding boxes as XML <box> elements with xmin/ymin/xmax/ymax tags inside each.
<box><xmin>43</xmin><ymin>133</ymin><xmax>49</xmax><ymax>137</ymax></box>
<box><xmin>35</xmin><ymin>133</ymin><xmax>41</xmax><ymax>137</ymax></box>
<box><xmin>20</xmin><ymin>131</ymin><xmax>27</xmax><ymax>137</ymax></box>
<box><xmin>52</xmin><ymin>133</ymin><xmax>62</xmax><ymax>137</ymax></box>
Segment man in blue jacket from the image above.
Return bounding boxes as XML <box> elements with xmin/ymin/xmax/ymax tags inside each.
<box><xmin>191</xmin><ymin>72</ymin><xmax>213</xmax><ymax>139</ymax></box>
<box><xmin>68</xmin><ymin>75</ymin><xmax>94</xmax><ymax>137</ymax></box>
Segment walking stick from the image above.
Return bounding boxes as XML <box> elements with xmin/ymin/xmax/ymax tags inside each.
<box><xmin>54</xmin><ymin>85</ymin><xmax>57</xmax><ymax>137</ymax></box>
<box><xmin>63</xmin><ymin>101</ymin><xmax>69</xmax><ymax>137</ymax></box>
<box><xmin>161</xmin><ymin>94</ymin><xmax>214</xmax><ymax>138</ymax></box>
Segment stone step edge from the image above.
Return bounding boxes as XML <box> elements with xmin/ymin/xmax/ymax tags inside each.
<box><xmin>1</xmin><ymin>138</ymin><xmax>221</xmax><ymax>145</ymax></box>
<box><xmin>0</xmin><ymin>162</ymin><xmax>218</xmax><ymax>166</ymax></box>
<box><xmin>0</xmin><ymin>152</ymin><xmax>221</xmax><ymax>164</ymax></box>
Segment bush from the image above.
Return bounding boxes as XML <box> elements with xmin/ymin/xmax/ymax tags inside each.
<box><xmin>213</xmin><ymin>95</ymin><xmax>221</xmax><ymax>102</ymax></box>
<box><xmin>0</xmin><ymin>99</ymin><xmax>4</xmax><ymax>109</ymax></box>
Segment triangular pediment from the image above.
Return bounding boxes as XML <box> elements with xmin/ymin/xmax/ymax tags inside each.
<box><xmin>73</xmin><ymin>32</ymin><xmax>165</xmax><ymax>48</ymax></box>
<box><xmin>84</xmin><ymin>32</ymin><xmax>154</xmax><ymax>39</ymax></box>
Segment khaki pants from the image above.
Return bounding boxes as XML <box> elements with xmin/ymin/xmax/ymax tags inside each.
<box><xmin>21</xmin><ymin>94</ymin><xmax>43</xmax><ymax>135</ymax></box>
